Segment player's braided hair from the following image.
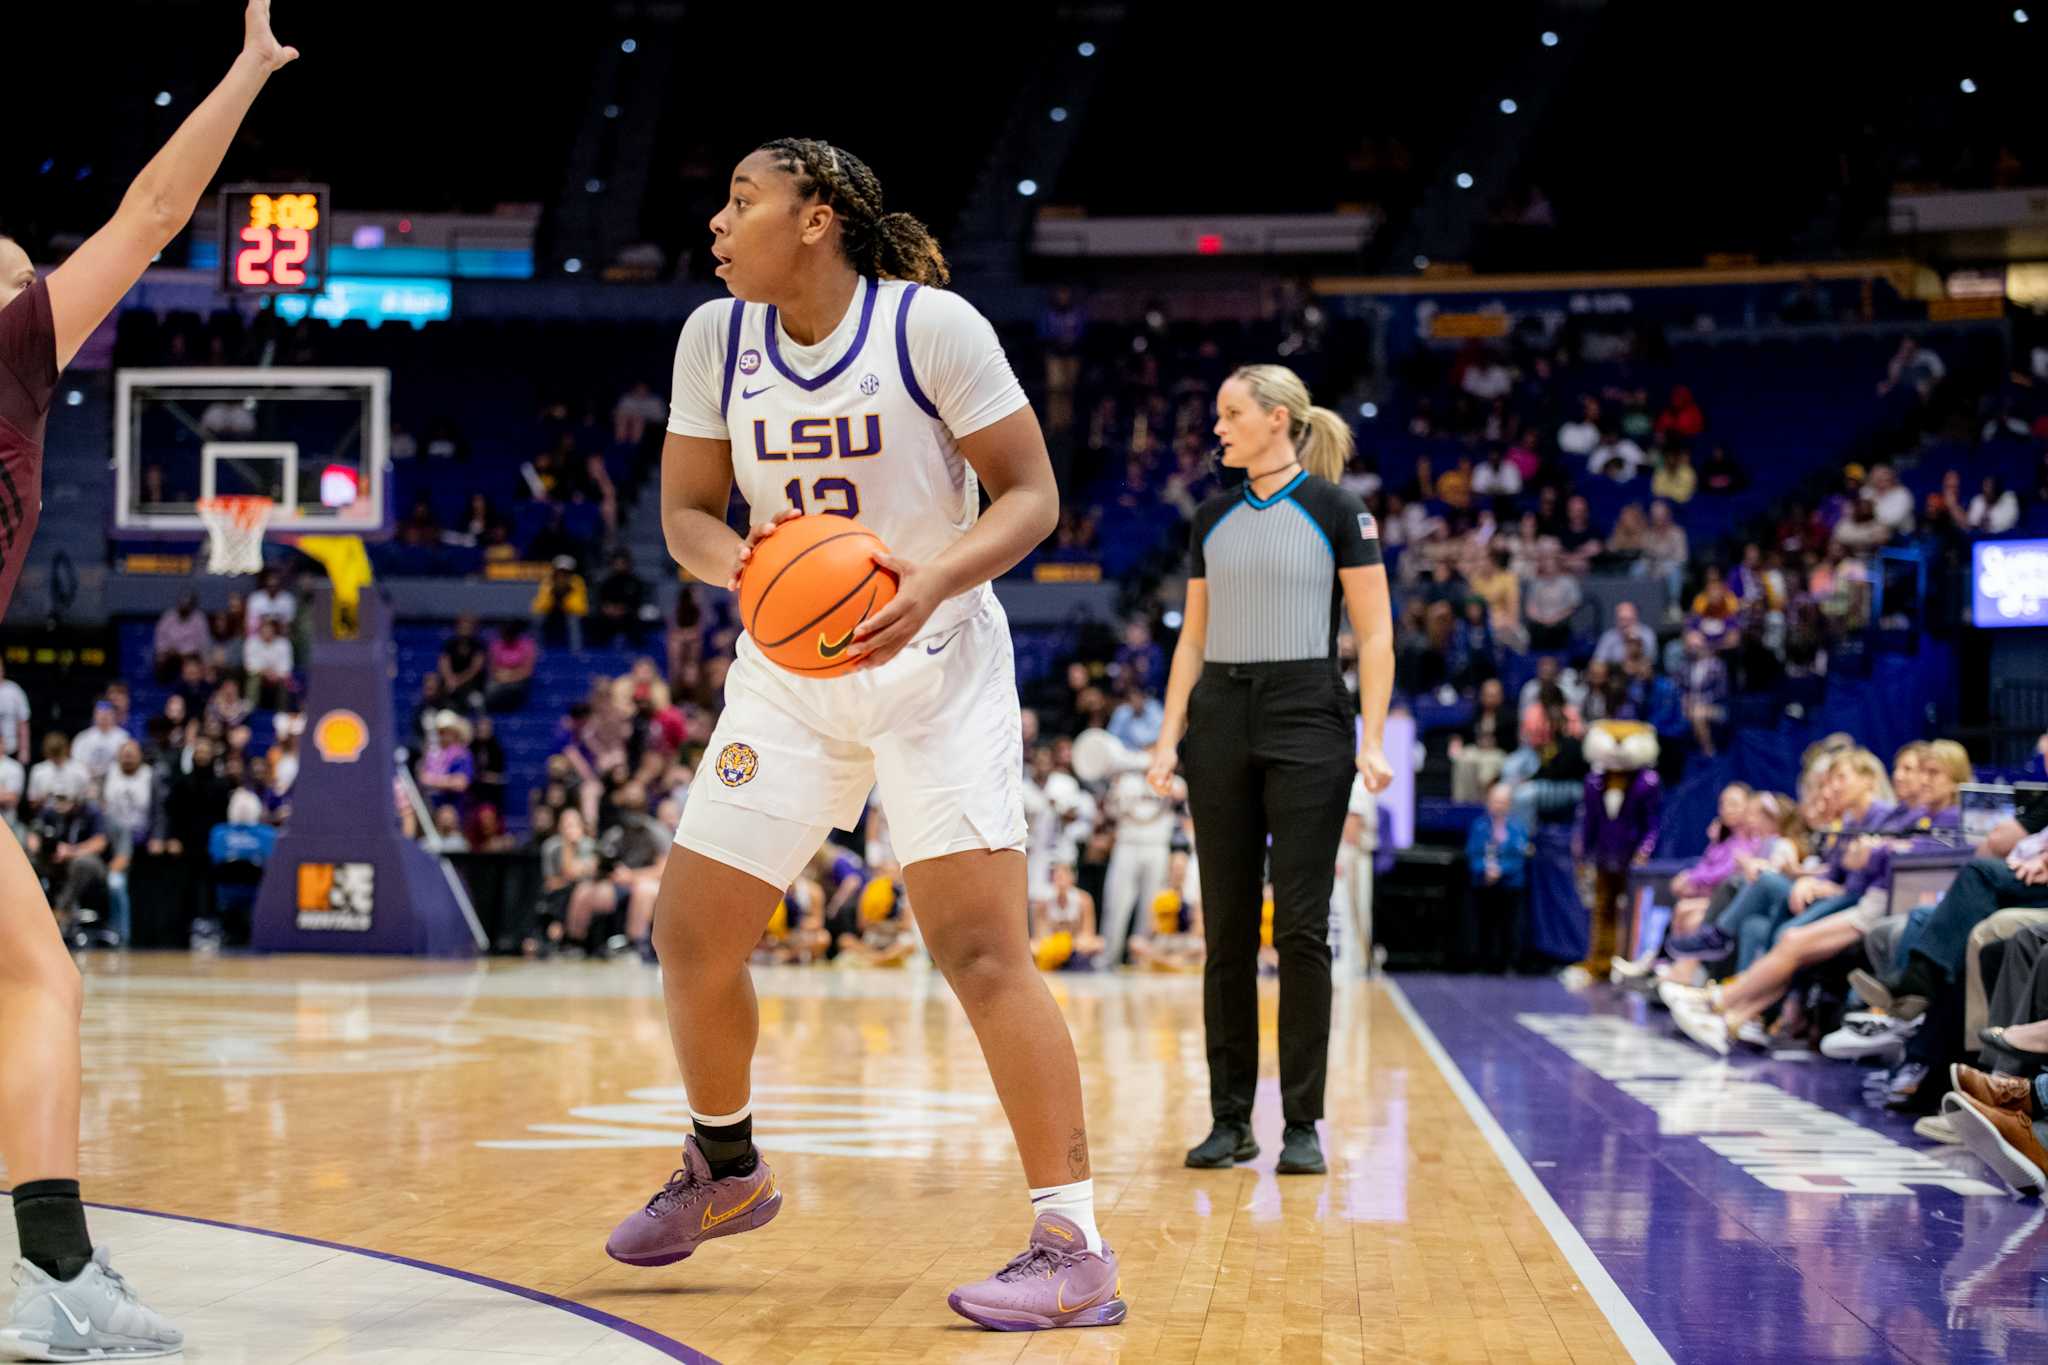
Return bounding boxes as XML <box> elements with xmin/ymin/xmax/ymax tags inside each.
<box><xmin>757</xmin><ymin>137</ymin><xmax>950</xmax><ymax>288</ymax></box>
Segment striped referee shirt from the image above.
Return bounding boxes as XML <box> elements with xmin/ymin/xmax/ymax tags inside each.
<box><xmin>1186</xmin><ymin>471</ymin><xmax>1383</xmax><ymax>663</ymax></box>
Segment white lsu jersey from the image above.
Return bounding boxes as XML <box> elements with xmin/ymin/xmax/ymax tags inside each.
<box><xmin>667</xmin><ymin>275</ymin><xmax>1031</xmax><ymax>641</ymax></box>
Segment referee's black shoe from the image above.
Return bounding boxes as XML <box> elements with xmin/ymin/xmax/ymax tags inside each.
<box><xmin>1184</xmin><ymin>1122</ymin><xmax>1258</xmax><ymax>1168</ymax></box>
<box><xmin>1275</xmin><ymin>1123</ymin><xmax>1327</xmax><ymax>1175</ymax></box>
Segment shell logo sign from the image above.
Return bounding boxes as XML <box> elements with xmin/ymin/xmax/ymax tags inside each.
<box><xmin>312</xmin><ymin>709</ymin><xmax>370</xmax><ymax>763</ymax></box>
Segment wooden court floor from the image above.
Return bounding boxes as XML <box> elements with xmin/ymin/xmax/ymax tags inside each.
<box><xmin>3</xmin><ymin>956</ymin><xmax>1634</xmax><ymax>1363</ymax></box>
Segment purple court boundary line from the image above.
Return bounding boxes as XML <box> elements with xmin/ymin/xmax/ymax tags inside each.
<box><xmin>2</xmin><ymin>1186</ymin><xmax>718</xmax><ymax>1365</ymax></box>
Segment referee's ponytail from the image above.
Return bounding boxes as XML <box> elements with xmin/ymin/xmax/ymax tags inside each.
<box><xmin>1232</xmin><ymin>364</ymin><xmax>1356</xmax><ymax>483</ymax></box>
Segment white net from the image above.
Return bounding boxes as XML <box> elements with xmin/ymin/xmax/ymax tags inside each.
<box><xmin>196</xmin><ymin>496</ymin><xmax>274</xmax><ymax>575</ymax></box>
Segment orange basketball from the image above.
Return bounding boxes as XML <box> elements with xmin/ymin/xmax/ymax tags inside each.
<box><xmin>738</xmin><ymin>514</ymin><xmax>898</xmax><ymax>678</ymax></box>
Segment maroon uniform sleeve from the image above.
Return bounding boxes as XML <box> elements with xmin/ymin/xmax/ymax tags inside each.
<box><xmin>0</xmin><ymin>278</ymin><xmax>58</xmax><ymax>442</ymax></box>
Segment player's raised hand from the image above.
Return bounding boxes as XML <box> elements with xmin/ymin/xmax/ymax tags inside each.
<box><xmin>846</xmin><ymin>552</ymin><xmax>937</xmax><ymax>669</ymax></box>
<box><xmin>244</xmin><ymin>0</ymin><xmax>300</xmax><ymax>73</ymax></box>
<box><xmin>726</xmin><ymin>507</ymin><xmax>802</xmax><ymax>592</ymax></box>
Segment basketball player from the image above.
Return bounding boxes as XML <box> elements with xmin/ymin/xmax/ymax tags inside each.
<box><xmin>0</xmin><ymin>6</ymin><xmax>296</xmax><ymax>1357</ymax></box>
<box><xmin>604</xmin><ymin>138</ymin><xmax>1124</xmax><ymax>1332</ymax></box>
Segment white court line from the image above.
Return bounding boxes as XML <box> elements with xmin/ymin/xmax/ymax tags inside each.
<box><xmin>1380</xmin><ymin>978</ymin><xmax>1674</xmax><ymax>1365</ymax></box>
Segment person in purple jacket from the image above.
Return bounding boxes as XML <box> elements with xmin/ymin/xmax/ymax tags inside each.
<box><xmin>1667</xmin><ymin>746</ymin><xmax>1893</xmax><ymax>970</ymax></box>
<box><xmin>1668</xmin><ymin>741</ymin><xmax>1974</xmax><ymax>1055</ymax></box>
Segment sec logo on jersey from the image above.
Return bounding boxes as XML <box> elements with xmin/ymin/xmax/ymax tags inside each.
<box><xmin>716</xmin><ymin>742</ymin><xmax>760</xmax><ymax>787</ymax></box>
<box><xmin>859</xmin><ymin>372</ymin><xmax>881</xmax><ymax>396</ymax></box>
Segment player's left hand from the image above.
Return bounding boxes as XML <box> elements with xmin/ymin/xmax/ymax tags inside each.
<box><xmin>847</xmin><ymin>552</ymin><xmax>940</xmax><ymax>669</ymax></box>
<box><xmin>1355</xmin><ymin>742</ymin><xmax>1393</xmax><ymax>794</ymax></box>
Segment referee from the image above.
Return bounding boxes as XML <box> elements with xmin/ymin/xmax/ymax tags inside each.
<box><xmin>1148</xmin><ymin>364</ymin><xmax>1394</xmax><ymax>1176</ymax></box>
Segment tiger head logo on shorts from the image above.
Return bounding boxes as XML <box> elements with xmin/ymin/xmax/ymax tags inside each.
<box><xmin>716</xmin><ymin>742</ymin><xmax>759</xmax><ymax>787</ymax></box>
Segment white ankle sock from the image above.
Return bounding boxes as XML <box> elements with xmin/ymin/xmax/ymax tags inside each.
<box><xmin>1027</xmin><ymin>1178</ymin><xmax>1101</xmax><ymax>1253</ymax></box>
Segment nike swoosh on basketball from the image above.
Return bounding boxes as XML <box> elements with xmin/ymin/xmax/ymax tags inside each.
<box><xmin>741</xmin><ymin>385</ymin><xmax>776</xmax><ymax>400</ymax></box>
<box><xmin>55</xmin><ymin>1299</ymin><xmax>92</xmax><ymax>1335</ymax></box>
<box><xmin>925</xmin><ymin>629</ymin><xmax>965</xmax><ymax>656</ymax></box>
<box><xmin>701</xmin><ymin>1176</ymin><xmax>775</xmax><ymax>1230</ymax></box>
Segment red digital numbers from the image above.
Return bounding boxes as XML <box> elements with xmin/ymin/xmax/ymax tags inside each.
<box><xmin>236</xmin><ymin>225</ymin><xmax>313</xmax><ymax>287</ymax></box>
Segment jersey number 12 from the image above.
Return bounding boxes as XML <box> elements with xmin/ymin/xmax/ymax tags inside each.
<box><xmin>784</xmin><ymin>477</ymin><xmax>860</xmax><ymax>519</ymax></box>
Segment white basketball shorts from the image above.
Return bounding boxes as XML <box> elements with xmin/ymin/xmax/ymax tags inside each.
<box><xmin>675</xmin><ymin>595</ymin><xmax>1027</xmax><ymax>889</ymax></box>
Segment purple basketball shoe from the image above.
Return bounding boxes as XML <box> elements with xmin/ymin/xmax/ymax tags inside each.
<box><xmin>605</xmin><ymin>1136</ymin><xmax>781</xmax><ymax>1267</ymax></box>
<box><xmin>947</xmin><ymin>1213</ymin><xmax>1126</xmax><ymax>1331</ymax></box>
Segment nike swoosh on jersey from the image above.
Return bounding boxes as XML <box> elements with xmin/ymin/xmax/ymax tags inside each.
<box><xmin>924</xmin><ymin>629</ymin><xmax>965</xmax><ymax>655</ymax></box>
<box><xmin>741</xmin><ymin>385</ymin><xmax>776</xmax><ymax>400</ymax></box>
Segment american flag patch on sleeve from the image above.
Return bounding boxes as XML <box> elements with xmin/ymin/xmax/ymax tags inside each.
<box><xmin>1357</xmin><ymin>512</ymin><xmax>1379</xmax><ymax>540</ymax></box>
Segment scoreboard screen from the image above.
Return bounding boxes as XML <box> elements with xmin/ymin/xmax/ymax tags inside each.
<box><xmin>219</xmin><ymin>183</ymin><xmax>330</xmax><ymax>295</ymax></box>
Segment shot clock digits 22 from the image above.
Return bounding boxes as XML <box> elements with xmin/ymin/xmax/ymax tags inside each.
<box><xmin>219</xmin><ymin>183</ymin><xmax>330</xmax><ymax>295</ymax></box>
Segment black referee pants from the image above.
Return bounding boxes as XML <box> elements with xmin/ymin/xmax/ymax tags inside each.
<box><xmin>1181</xmin><ymin>660</ymin><xmax>1356</xmax><ymax>1126</ymax></box>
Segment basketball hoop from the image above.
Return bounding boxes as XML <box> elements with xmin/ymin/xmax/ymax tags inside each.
<box><xmin>195</xmin><ymin>495</ymin><xmax>274</xmax><ymax>575</ymax></box>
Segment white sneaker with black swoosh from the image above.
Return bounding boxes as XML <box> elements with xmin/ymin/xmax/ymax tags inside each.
<box><xmin>0</xmin><ymin>1248</ymin><xmax>183</xmax><ymax>1361</ymax></box>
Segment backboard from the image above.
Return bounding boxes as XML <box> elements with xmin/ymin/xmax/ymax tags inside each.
<box><xmin>113</xmin><ymin>368</ymin><xmax>390</xmax><ymax>535</ymax></box>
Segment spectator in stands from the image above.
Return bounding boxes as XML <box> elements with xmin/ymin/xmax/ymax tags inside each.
<box><xmin>1466</xmin><ymin>783</ymin><xmax>1532</xmax><ymax>973</ymax></box>
<box><xmin>535</xmin><ymin>806</ymin><xmax>599</xmax><ymax>957</ymax></box>
<box><xmin>71</xmin><ymin>702</ymin><xmax>130</xmax><ymax>783</ymax></box>
<box><xmin>1864</xmin><ymin>463</ymin><xmax>1916</xmax><ymax>535</ymax></box>
<box><xmin>533</xmin><ymin>557</ymin><xmax>588</xmax><ymax>650</ymax></box>
<box><xmin>1879</xmin><ymin>336</ymin><xmax>1946</xmax><ymax>401</ymax></box>
<box><xmin>1637</xmin><ymin>501</ymin><xmax>1688</xmax><ymax>607</ymax></box>
<box><xmin>1558</xmin><ymin>496</ymin><xmax>1604</xmax><ymax>570</ymax></box>
<box><xmin>1449</xmin><ymin>598</ymin><xmax>1500</xmax><ymax>690</ymax></box>
<box><xmin>1450</xmin><ymin>679</ymin><xmax>1512</xmax><ymax>803</ymax></box>
<box><xmin>388</xmin><ymin>421</ymin><xmax>418</xmax><ymax>461</ymax></box>
<box><xmin>1970</xmin><ymin>474</ymin><xmax>2021</xmax><ymax>535</ymax></box>
<box><xmin>1655</xmin><ymin>385</ymin><xmax>1705</xmax><ymax>440</ymax></box>
<box><xmin>1523</xmin><ymin>547</ymin><xmax>1583</xmax><ymax>652</ymax></box>
<box><xmin>99</xmin><ymin>741</ymin><xmax>152</xmax><ymax>945</ymax></box>
<box><xmin>153</xmin><ymin>591</ymin><xmax>209</xmax><ymax>682</ymax></box>
<box><xmin>470</xmin><ymin>714</ymin><xmax>506</xmax><ymax>815</ymax></box>
<box><xmin>465</xmin><ymin>803</ymin><xmax>517</xmax><ymax>853</ymax></box>
<box><xmin>26</xmin><ymin>790</ymin><xmax>108</xmax><ymax>922</ymax></box>
<box><xmin>1681</xmin><ymin>629</ymin><xmax>1728</xmax><ymax>757</ymax></box>
<box><xmin>424</xmin><ymin>418</ymin><xmax>468</xmax><ymax>461</ymax></box>
<box><xmin>1113</xmin><ymin>620</ymin><xmax>1166</xmax><ymax>691</ymax></box>
<box><xmin>1460</xmin><ymin>350</ymin><xmax>1514</xmax><ymax>403</ymax></box>
<box><xmin>486</xmin><ymin>620</ymin><xmax>538</xmax><ymax>713</ymax></box>
<box><xmin>1832</xmin><ymin>496</ymin><xmax>1891</xmax><ymax>554</ymax></box>
<box><xmin>209</xmin><ymin>593</ymin><xmax>246</xmax><ymax>673</ymax></box>
<box><xmin>430</xmin><ymin>805</ymin><xmax>467</xmax><ymax>850</ymax></box>
<box><xmin>458</xmin><ymin>493</ymin><xmax>511</xmax><ymax>552</ymax></box>
<box><xmin>1697</xmin><ymin>443</ymin><xmax>1743</xmax><ymax>495</ymax></box>
<box><xmin>397</xmin><ymin>499</ymin><xmax>439</xmax><ymax>549</ymax></box>
<box><xmin>206</xmin><ymin>677</ymin><xmax>252</xmax><ymax>732</ymax></box>
<box><xmin>245</xmin><ymin>567</ymin><xmax>295</xmax><ymax>636</ymax></box>
<box><xmin>1592</xmin><ymin>601</ymin><xmax>1657</xmax><ymax>668</ymax></box>
<box><xmin>592</xmin><ymin>551</ymin><xmax>650</xmax><ymax>647</ymax></box>
<box><xmin>432</xmin><ymin>616</ymin><xmax>485</xmax><ymax>714</ymax></box>
<box><xmin>419</xmin><ymin>712</ymin><xmax>475</xmax><ymax>815</ymax></box>
<box><xmin>1606</xmin><ymin>504</ymin><xmax>1649</xmax><ymax>569</ymax></box>
<box><xmin>1106</xmin><ymin>680</ymin><xmax>1164</xmax><ymax>752</ymax></box>
<box><xmin>410</xmin><ymin>673</ymin><xmax>447</xmax><ymax>755</ymax></box>
<box><xmin>666</xmin><ymin>588</ymin><xmax>704</xmax><ymax>684</ymax></box>
<box><xmin>1588</xmin><ymin>427</ymin><xmax>1646</xmax><ymax>482</ymax></box>
<box><xmin>1472</xmin><ymin>447</ymin><xmax>1522</xmax><ymax>503</ymax></box>
<box><xmin>1651</xmin><ymin>444</ymin><xmax>1697</xmax><ymax>503</ymax></box>
<box><xmin>612</xmin><ymin>380</ymin><xmax>668</xmax><ymax>448</ymax></box>
<box><xmin>1557</xmin><ymin>396</ymin><xmax>1601</xmax><ymax>457</ymax></box>
<box><xmin>28</xmin><ymin>734</ymin><xmax>90</xmax><ymax>806</ymax></box>
<box><xmin>1038</xmin><ymin>286</ymin><xmax>1086</xmax><ymax>436</ymax></box>
<box><xmin>1467</xmin><ymin>546</ymin><xmax>1525</xmax><ymax>650</ymax></box>
<box><xmin>0</xmin><ymin>662</ymin><xmax>26</xmax><ymax>774</ymax></box>
<box><xmin>0</xmin><ymin>743</ymin><xmax>24</xmax><ymax>833</ymax></box>
<box><xmin>243</xmin><ymin>616</ymin><xmax>294</xmax><ymax>713</ymax></box>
